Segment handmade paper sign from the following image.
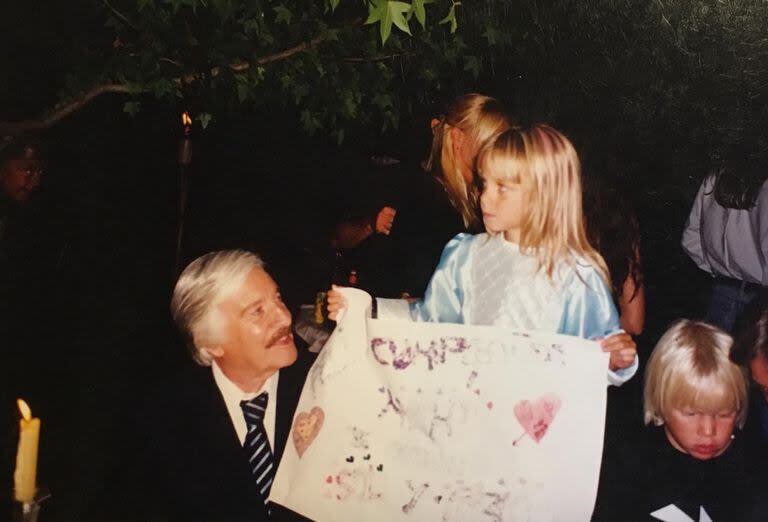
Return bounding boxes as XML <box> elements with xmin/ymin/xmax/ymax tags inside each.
<box><xmin>271</xmin><ymin>289</ymin><xmax>609</xmax><ymax>521</ymax></box>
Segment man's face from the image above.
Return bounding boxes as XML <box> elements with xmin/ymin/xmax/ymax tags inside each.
<box><xmin>750</xmin><ymin>354</ymin><xmax>768</xmax><ymax>403</ymax></box>
<box><xmin>1</xmin><ymin>158</ymin><xmax>44</xmax><ymax>203</ymax></box>
<box><xmin>211</xmin><ymin>267</ymin><xmax>297</xmax><ymax>387</ymax></box>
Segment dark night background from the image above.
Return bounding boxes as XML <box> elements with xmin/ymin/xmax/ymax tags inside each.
<box><xmin>0</xmin><ymin>1</ymin><xmax>737</xmax><ymax>520</ymax></box>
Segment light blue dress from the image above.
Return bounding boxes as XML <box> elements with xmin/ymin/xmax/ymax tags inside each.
<box><xmin>408</xmin><ymin>233</ymin><xmax>637</xmax><ymax>385</ymax></box>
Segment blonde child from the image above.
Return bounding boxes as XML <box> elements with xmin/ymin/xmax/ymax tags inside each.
<box><xmin>593</xmin><ymin>320</ymin><xmax>752</xmax><ymax>520</ymax></box>
<box><xmin>330</xmin><ymin>124</ymin><xmax>637</xmax><ymax>384</ymax></box>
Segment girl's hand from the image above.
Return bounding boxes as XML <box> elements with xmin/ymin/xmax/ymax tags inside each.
<box><xmin>326</xmin><ymin>285</ymin><xmax>348</xmax><ymax>321</ymax></box>
<box><xmin>599</xmin><ymin>332</ymin><xmax>637</xmax><ymax>371</ymax></box>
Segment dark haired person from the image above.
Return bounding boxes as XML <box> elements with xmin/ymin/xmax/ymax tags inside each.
<box><xmin>583</xmin><ymin>175</ymin><xmax>645</xmax><ymax>336</ymax></box>
<box><xmin>732</xmin><ymin>299</ymin><xmax>768</xmax><ymax>448</ymax></box>
<box><xmin>0</xmin><ymin>138</ymin><xmax>45</xmax><ymax>243</ymax></box>
<box><xmin>682</xmin><ymin>150</ymin><xmax>768</xmax><ymax>332</ymax></box>
<box><xmin>0</xmin><ymin>136</ymin><xmax>51</xmax><ymax>301</ymax></box>
<box><xmin>731</xmin><ymin>298</ymin><xmax>768</xmax><ymax>520</ymax></box>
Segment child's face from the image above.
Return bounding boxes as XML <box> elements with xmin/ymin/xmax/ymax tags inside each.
<box><xmin>478</xmin><ymin>171</ymin><xmax>527</xmax><ymax>242</ymax></box>
<box><xmin>664</xmin><ymin>405</ymin><xmax>737</xmax><ymax>460</ymax></box>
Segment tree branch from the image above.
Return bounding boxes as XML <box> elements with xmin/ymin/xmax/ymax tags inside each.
<box><xmin>103</xmin><ymin>0</ymin><xmax>138</xmax><ymax>31</ymax></box>
<box><xmin>0</xmin><ymin>23</ymin><xmax>345</xmax><ymax>136</ymax></box>
<box><xmin>342</xmin><ymin>53</ymin><xmax>407</xmax><ymax>63</ymax></box>
<box><xmin>0</xmin><ymin>83</ymin><xmax>135</xmax><ymax>136</ymax></box>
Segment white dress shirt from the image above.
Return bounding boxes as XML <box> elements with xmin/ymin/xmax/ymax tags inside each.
<box><xmin>212</xmin><ymin>361</ymin><xmax>279</xmax><ymax>447</ymax></box>
<box><xmin>682</xmin><ymin>175</ymin><xmax>768</xmax><ymax>285</ymax></box>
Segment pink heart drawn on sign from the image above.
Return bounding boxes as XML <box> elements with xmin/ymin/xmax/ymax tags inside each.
<box><xmin>292</xmin><ymin>406</ymin><xmax>325</xmax><ymax>458</ymax></box>
<box><xmin>513</xmin><ymin>394</ymin><xmax>561</xmax><ymax>443</ymax></box>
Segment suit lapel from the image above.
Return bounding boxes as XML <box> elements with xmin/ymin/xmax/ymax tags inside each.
<box><xmin>198</xmin><ymin>369</ymin><xmax>265</xmax><ymax>505</ymax></box>
<box><xmin>274</xmin><ymin>348</ymin><xmax>315</xmax><ymax>465</ymax></box>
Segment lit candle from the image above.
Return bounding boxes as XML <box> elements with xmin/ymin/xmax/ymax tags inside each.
<box><xmin>13</xmin><ymin>399</ymin><xmax>40</xmax><ymax>503</ymax></box>
<box><xmin>179</xmin><ymin>111</ymin><xmax>193</xmax><ymax>166</ymax></box>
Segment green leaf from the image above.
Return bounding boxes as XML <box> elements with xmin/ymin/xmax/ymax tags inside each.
<box><xmin>365</xmin><ymin>0</ymin><xmax>386</xmax><ymax>25</ymax></box>
<box><xmin>412</xmin><ymin>0</ymin><xmax>426</xmax><ymax>29</ymax></box>
<box><xmin>196</xmin><ymin>112</ymin><xmax>213</xmax><ymax>129</ymax></box>
<box><xmin>366</xmin><ymin>0</ymin><xmax>412</xmax><ymax>44</ymax></box>
<box><xmin>237</xmin><ymin>82</ymin><xmax>249</xmax><ymax>102</ymax></box>
<box><xmin>123</xmin><ymin>101</ymin><xmax>141</xmax><ymax>116</ymax></box>
<box><xmin>439</xmin><ymin>2</ymin><xmax>459</xmax><ymax>34</ymax></box>
<box><xmin>329</xmin><ymin>0</ymin><xmax>340</xmax><ymax>12</ymax></box>
<box><xmin>464</xmin><ymin>55</ymin><xmax>481</xmax><ymax>79</ymax></box>
<box><xmin>137</xmin><ymin>0</ymin><xmax>154</xmax><ymax>11</ymax></box>
<box><xmin>373</xmin><ymin>92</ymin><xmax>393</xmax><ymax>110</ymax></box>
<box><xmin>151</xmin><ymin>78</ymin><xmax>176</xmax><ymax>98</ymax></box>
<box><xmin>273</xmin><ymin>6</ymin><xmax>292</xmax><ymax>25</ymax></box>
<box><xmin>482</xmin><ymin>25</ymin><xmax>500</xmax><ymax>46</ymax></box>
<box><xmin>389</xmin><ymin>2</ymin><xmax>412</xmax><ymax>36</ymax></box>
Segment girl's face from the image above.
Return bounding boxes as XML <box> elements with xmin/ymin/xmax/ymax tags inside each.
<box><xmin>664</xmin><ymin>405</ymin><xmax>738</xmax><ymax>460</ymax></box>
<box><xmin>478</xmin><ymin>171</ymin><xmax>527</xmax><ymax>243</ymax></box>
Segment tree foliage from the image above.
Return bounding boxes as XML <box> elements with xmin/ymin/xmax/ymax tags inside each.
<box><xmin>0</xmin><ymin>0</ymin><xmax>463</xmax><ymax>140</ymax></box>
<box><xmin>3</xmin><ymin>0</ymin><xmax>768</xmax><ymax>162</ymax></box>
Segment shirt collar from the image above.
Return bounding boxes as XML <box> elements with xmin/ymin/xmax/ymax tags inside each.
<box><xmin>211</xmin><ymin>360</ymin><xmax>278</xmax><ymax>404</ymax></box>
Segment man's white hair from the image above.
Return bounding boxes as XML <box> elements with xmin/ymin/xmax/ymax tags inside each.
<box><xmin>171</xmin><ymin>250</ymin><xmax>264</xmax><ymax>366</ymax></box>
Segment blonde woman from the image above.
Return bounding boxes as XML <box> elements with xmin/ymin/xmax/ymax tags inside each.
<box><xmin>594</xmin><ymin>320</ymin><xmax>753</xmax><ymax>521</ymax></box>
<box><xmin>328</xmin><ymin>93</ymin><xmax>511</xmax><ymax>298</ymax></box>
<box><xmin>329</xmin><ymin>124</ymin><xmax>638</xmax><ymax>385</ymax></box>
<box><xmin>425</xmin><ymin>93</ymin><xmax>512</xmax><ymax>229</ymax></box>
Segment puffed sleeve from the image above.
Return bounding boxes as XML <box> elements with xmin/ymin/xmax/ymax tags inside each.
<box><xmin>560</xmin><ymin>265</ymin><xmax>638</xmax><ymax>386</ymax></box>
<box><xmin>756</xmin><ymin>180</ymin><xmax>768</xmax><ymax>286</ymax></box>
<box><xmin>408</xmin><ymin>233</ymin><xmax>474</xmax><ymax>323</ymax></box>
<box><xmin>681</xmin><ymin>176</ymin><xmax>710</xmax><ymax>271</ymax></box>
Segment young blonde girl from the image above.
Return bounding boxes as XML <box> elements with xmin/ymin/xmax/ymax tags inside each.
<box><xmin>330</xmin><ymin>124</ymin><xmax>637</xmax><ymax>384</ymax></box>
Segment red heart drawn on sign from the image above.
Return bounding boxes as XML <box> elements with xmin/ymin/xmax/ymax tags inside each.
<box><xmin>513</xmin><ymin>394</ymin><xmax>561</xmax><ymax>443</ymax></box>
<box><xmin>292</xmin><ymin>406</ymin><xmax>325</xmax><ymax>458</ymax></box>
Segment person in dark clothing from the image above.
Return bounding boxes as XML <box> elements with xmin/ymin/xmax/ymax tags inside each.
<box><xmin>331</xmin><ymin>160</ymin><xmax>466</xmax><ymax>298</ymax></box>
<box><xmin>731</xmin><ymin>297</ymin><xmax>768</xmax><ymax>453</ymax></box>
<box><xmin>328</xmin><ymin>93</ymin><xmax>512</xmax><ymax>298</ymax></box>
<box><xmin>594</xmin><ymin>319</ymin><xmax>754</xmax><ymax>521</ymax></box>
<box><xmin>583</xmin><ymin>175</ymin><xmax>645</xmax><ymax>336</ymax></box>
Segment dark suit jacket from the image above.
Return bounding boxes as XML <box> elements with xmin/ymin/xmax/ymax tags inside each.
<box><xmin>128</xmin><ymin>348</ymin><xmax>316</xmax><ymax>522</ymax></box>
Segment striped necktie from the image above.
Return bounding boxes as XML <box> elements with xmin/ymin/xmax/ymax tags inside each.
<box><xmin>240</xmin><ymin>392</ymin><xmax>275</xmax><ymax>505</ymax></box>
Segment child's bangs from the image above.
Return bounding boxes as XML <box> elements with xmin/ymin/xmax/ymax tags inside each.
<box><xmin>480</xmin><ymin>151</ymin><xmax>527</xmax><ymax>185</ymax></box>
<box><xmin>663</xmin><ymin>369</ymin><xmax>741</xmax><ymax>415</ymax></box>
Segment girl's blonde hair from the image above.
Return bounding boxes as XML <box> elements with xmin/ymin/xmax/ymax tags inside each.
<box><xmin>477</xmin><ymin>124</ymin><xmax>609</xmax><ymax>282</ymax></box>
<box><xmin>426</xmin><ymin>94</ymin><xmax>511</xmax><ymax>228</ymax></box>
<box><xmin>643</xmin><ymin>319</ymin><xmax>748</xmax><ymax>428</ymax></box>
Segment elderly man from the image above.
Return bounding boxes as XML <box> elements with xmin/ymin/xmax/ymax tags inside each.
<box><xmin>136</xmin><ymin>250</ymin><xmax>314</xmax><ymax>521</ymax></box>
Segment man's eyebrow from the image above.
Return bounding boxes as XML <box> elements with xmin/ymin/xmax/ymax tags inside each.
<box><xmin>241</xmin><ymin>299</ymin><xmax>264</xmax><ymax>315</ymax></box>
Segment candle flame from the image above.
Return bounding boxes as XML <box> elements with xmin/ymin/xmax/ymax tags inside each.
<box><xmin>17</xmin><ymin>399</ymin><xmax>31</xmax><ymax>421</ymax></box>
<box><xmin>181</xmin><ymin>112</ymin><xmax>192</xmax><ymax>126</ymax></box>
